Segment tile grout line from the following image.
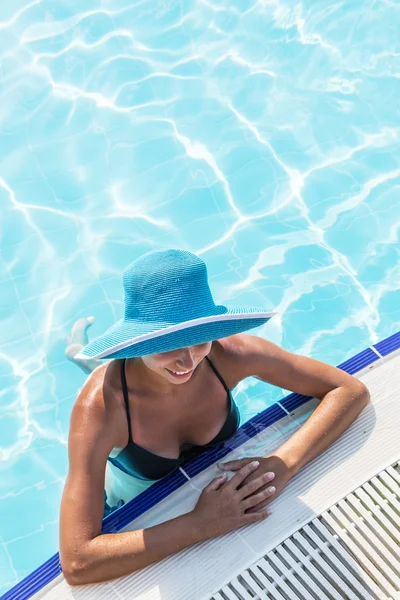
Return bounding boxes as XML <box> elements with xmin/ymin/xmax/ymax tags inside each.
<box><xmin>370</xmin><ymin>346</ymin><xmax>384</xmax><ymax>359</ymax></box>
<box><xmin>233</xmin><ymin>529</ymin><xmax>258</xmax><ymax>559</ymax></box>
<box><xmin>277</xmin><ymin>400</ymin><xmax>291</xmax><ymax>415</ymax></box>
<box><xmin>179</xmin><ymin>467</ymin><xmax>191</xmax><ymax>482</ymax></box>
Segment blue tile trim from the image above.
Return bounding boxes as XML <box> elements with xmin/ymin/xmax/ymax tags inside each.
<box><xmin>2</xmin><ymin>330</ymin><xmax>398</xmax><ymax>600</ymax></box>
<box><xmin>0</xmin><ymin>554</ymin><xmax>60</xmax><ymax>600</ymax></box>
<box><xmin>336</xmin><ymin>347</ymin><xmax>378</xmax><ymax>375</ymax></box>
<box><xmin>373</xmin><ymin>331</ymin><xmax>400</xmax><ymax>357</ymax></box>
<box><xmin>102</xmin><ymin>469</ymin><xmax>188</xmax><ymax>534</ymax></box>
<box><xmin>279</xmin><ymin>392</ymin><xmax>312</xmax><ymax>413</ymax></box>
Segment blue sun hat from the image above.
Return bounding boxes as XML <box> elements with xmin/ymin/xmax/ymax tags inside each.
<box><xmin>76</xmin><ymin>249</ymin><xmax>276</xmax><ymax>360</ymax></box>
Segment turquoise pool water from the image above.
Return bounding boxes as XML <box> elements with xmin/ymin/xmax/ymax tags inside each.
<box><xmin>1</xmin><ymin>0</ymin><xmax>400</xmax><ymax>594</ymax></box>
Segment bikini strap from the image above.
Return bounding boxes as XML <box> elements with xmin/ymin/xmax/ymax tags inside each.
<box><xmin>205</xmin><ymin>356</ymin><xmax>230</xmax><ymax>393</ymax></box>
<box><xmin>120</xmin><ymin>359</ymin><xmax>133</xmax><ymax>443</ymax></box>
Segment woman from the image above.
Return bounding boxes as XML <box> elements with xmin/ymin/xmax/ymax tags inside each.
<box><xmin>60</xmin><ymin>249</ymin><xmax>370</xmax><ymax>586</ymax></box>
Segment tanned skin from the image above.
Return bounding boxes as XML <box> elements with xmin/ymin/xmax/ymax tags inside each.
<box><xmin>60</xmin><ymin>334</ymin><xmax>369</xmax><ymax>585</ymax></box>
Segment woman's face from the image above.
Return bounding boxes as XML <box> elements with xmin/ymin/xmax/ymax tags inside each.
<box><xmin>142</xmin><ymin>342</ymin><xmax>212</xmax><ymax>384</ymax></box>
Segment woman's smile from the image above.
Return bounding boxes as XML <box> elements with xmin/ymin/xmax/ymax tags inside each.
<box><xmin>165</xmin><ymin>367</ymin><xmax>194</xmax><ymax>380</ymax></box>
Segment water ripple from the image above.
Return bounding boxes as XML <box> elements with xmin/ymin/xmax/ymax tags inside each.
<box><xmin>1</xmin><ymin>0</ymin><xmax>400</xmax><ymax>593</ymax></box>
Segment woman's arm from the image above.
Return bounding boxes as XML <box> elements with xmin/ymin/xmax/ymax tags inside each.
<box><xmin>218</xmin><ymin>334</ymin><xmax>370</xmax><ymax>503</ymax></box>
<box><xmin>271</xmin><ymin>381</ymin><xmax>369</xmax><ymax>475</ymax></box>
<box><xmin>60</xmin><ymin>366</ymin><xmax>275</xmax><ymax>585</ymax></box>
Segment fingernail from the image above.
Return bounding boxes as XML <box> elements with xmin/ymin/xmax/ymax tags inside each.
<box><xmin>217</xmin><ymin>463</ymin><xmax>225</xmax><ymax>469</ymax></box>
<box><xmin>267</xmin><ymin>472</ymin><xmax>275</xmax><ymax>480</ymax></box>
<box><xmin>268</xmin><ymin>486</ymin><xmax>276</xmax><ymax>494</ymax></box>
<box><xmin>267</xmin><ymin>509</ymin><xmax>272</xmax><ymax>515</ymax></box>
<box><xmin>251</xmin><ymin>460</ymin><xmax>260</xmax><ymax>468</ymax></box>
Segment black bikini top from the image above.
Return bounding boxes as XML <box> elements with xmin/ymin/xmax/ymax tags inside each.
<box><xmin>107</xmin><ymin>356</ymin><xmax>239</xmax><ymax>481</ymax></box>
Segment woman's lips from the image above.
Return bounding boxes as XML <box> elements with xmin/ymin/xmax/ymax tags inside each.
<box><xmin>166</xmin><ymin>368</ymin><xmax>194</xmax><ymax>379</ymax></box>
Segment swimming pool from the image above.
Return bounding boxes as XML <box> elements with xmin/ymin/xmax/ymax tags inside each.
<box><xmin>0</xmin><ymin>0</ymin><xmax>399</xmax><ymax>595</ymax></box>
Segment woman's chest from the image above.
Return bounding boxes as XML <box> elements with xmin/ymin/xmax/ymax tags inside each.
<box><xmin>129</xmin><ymin>373</ymin><xmax>232</xmax><ymax>456</ymax></box>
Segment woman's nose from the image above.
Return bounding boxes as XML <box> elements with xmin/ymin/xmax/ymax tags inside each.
<box><xmin>176</xmin><ymin>347</ymin><xmax>195</xmax><ymax>368</ymax></box>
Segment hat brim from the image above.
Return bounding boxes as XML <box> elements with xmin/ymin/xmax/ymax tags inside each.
<box><xmin>75</xmin><ymin>308</ymin><xmax>276</xmax><ymax>360</ymax></box>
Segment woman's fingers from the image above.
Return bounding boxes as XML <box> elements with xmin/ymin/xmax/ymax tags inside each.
<box><xmin>218</xmin><ymin>459</ymin><xmax>250</xmax><ymax>472</ymax></box>
<box><xmin>228</xmin><ymin>461</ymin><xmax>260</xmax><ymax>490</ymax></box>
<box><xmin>241</xmin><ymin>486</ymin><xmax>276</xmax><ymax>511</ymax></box>
<box><xmin>204</xmin><ymin>473</ymin><xmax>227</xmax><ymax>492</ymax></box>
<box><xmin>238</xmin><ymin>471</ymin><xmax>275</xmax><ymax>500</ymax></box>
<box><xmin>244</xmin><ymin>508</ymin><xmax>272</xmax><ymax>524</ymax></box>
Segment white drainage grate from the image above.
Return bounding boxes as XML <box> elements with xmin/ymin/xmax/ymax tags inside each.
<box><xmin>211</xmin><ymin>462</ymin><xmax>400</xmax><ymax>600</ymax></box>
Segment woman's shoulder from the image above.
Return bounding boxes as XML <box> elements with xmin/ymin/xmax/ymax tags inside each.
<box><xmin>66</xmin><ymin>361</ymin><xmax>127</xmax><ymax>480</ymax></box>
<box><xmin>210</xmin><ymin>334</ymin><xmax>269</xmax><ymax>388</ymax></box>
<box><xmin>74</xmin><ymin>359</ymin><xmax>118</xmax><ymax>401</ymax></box>
<box><xmin>212</xmin><ymin>333</ymin><xmax>273</xmax><ymax>360</ymax></box>
<box><xmin>70</xmin><ymin>360</ymin><xmax>125</xmax><ymax>437</ymax></box>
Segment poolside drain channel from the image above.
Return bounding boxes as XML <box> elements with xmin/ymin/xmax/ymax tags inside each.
<box><xmin>211</xmin><ymin>461</ymin><xmax>400</xmax><ymax>600</ymax></box>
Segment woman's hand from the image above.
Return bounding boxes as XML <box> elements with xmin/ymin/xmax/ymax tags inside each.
<box><xmin>217</xmin><ymin>454</ymin><xmax>293</xmax><ymax>512</ymax></box>
<box><xmin>190</xmin><ymin>461</ymin><xmax>276</xmax><ymax>540</ymax></box>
